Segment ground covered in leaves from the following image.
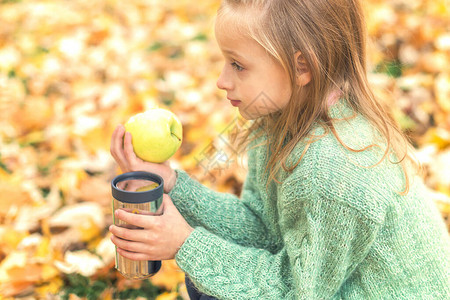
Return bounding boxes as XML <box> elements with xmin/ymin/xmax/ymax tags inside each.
<box><xmin>0</xmin><ymin>0</ymin><xmax>449</xmax><ymax>299</ymax></box>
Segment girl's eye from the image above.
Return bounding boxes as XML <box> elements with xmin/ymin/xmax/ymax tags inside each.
<box><xmin>231</xmin><ymin>62</ymin><xmax>244</xmax><ymax>71</ymax></box>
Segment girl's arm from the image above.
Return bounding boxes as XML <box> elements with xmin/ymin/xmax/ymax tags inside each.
<box><xmin>174</xmin><ymin>175</ymin><xmax>381</xmax><ymax>299</ymax></box>
<box><xmin>168</xmin><ymin>168</ymin><xmax>271</xmax><ymax>250</ymax></box>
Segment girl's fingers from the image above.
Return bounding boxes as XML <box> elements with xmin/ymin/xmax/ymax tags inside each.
<box><xmin>110</xmin><ymin>235</ymin><xmax>150</xmax><ymax>254</ymax></box>
<box><xmin>110</xmin><ymin>125</ymin><xmax>124</xmax><ymax>155</ymax></box>
<box><xmin>110</xmin><ymin>125</ymin><xmax>128</xmax><ymax>170</ymax></box>
<box><xmin>116</xmin><ymin>247</ymin><xmax>152</xmax><ymax>261</ymax></box>
<box><xmin>115</xmin><ymin>209</ymin><xmax>157</xmax><ymax>229</ymax></box>
<box><xmin>109</xmin><ymin>225</ymin><xmax>149</xmax><ymax>243</ymax></box>
<box><xmin>123</xmin><ymin>131</ymin><xmax>138</xmax><ymax>163</ymax></box>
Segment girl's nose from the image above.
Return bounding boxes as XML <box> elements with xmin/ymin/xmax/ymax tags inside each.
<box><xmin>216</xmin><ymin>66</ymin><xmax>233</xmax><ymax>91</ymax></box>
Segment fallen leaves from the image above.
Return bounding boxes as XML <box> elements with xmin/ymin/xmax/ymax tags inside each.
<box><xmin>0</xmin><ymin>236</ymin><xmax>60</xmax><ymax>298</ymax></box>
<box><xmin>0</xmin><ymin>174</ymin><xmax>33</xmax><ymax>216</ymax></box>
<box><xmin>0</xmin><ymin>0</ymin><xmax>449</xmax><ymax>298</ymax></box>
<box><xmin>151</xmin><ymin>260</ymin><xmax>186</xmax><ymax>292</ymax></box>
<box><xmin>55</xmin><ymin>250</ymin><xmax>108</xmax><ymax>277</ymax></box>
<box><xmin>0</xmin><ymin>0</ymin><xmax>223</xmax><ymax>297</ymax></box>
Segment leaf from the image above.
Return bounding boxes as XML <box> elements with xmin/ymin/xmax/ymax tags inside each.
<box><xmin>77</xmin><ymin>126</ymin><xmax>113</xmax><ymax>154</ymax></box>
<box><xmin>0</xmin><ymin>227</ymin><xmax>28</xmax><ymax>254</ymax></box>
<box><xmin>0</xmin><ymin>248</ymin><xmax>59</xmax><ymax>297</ymax></box>
<box><xmin>6</xmin><ymin>264</ymin><xmax>58</xmax><ymax>284</ymax></box>
<box><xmin>0</xmin><ymin>251</ymin><xmax>28</xmax><ymax>283</ymax></box>
<box><xmin>435</xmin><ymin>73</ymin><xmax>450</xmax><ymax>112</ymax></box>
<box><xmin>78</xmin><ymin>176</ymin><xmax>111</xmax><ymax>206</ymax></box>
<box><xmin>49</xmin><ymin>202</ymin><xmax>104</xmax><ymax>230</ymax></box>
<box><xmin>0</xmin><ymin>175</ymin><xmax>33</xmax><ymax>217</ymax></box>
<box><xmin>55</xmin><ymin>167</ymin><xmax>88</xmax><ymax>196</ymax></box>
<box><xmin>48</xmin><ymin>205</ymin><xmax>105</xmax><ymax>252</ymax></box>
<box><xmin>150</xmin><ymin>260</ymin><xmax>185</xmax><ymax>291</ymax></box>
<box><xmin>12</xmin><ymin>96</ymin><xmax>53</xmax><ymax>134</ymax></box>
<box><xmin>34</xmin><ymin>236</ymin><xmax>52</xmax><ymax>259</ymax></box>
<box><xmin>421</xmin><ymin>128</ymin><xmax>450</xmax><ymax>150</ymax></box>
<box><xmin>13</xmin><ymin>198</ymin><xmax>60</xmax><ymax>232</ymax></box>
<box><xmin>55</xmin><ymin>250</ymin><xmax>105</xmax><ymax>277</ymax></box>
<box><xmin>156</xmin><ymin>291</ymin><xmax>179</xmax><ymax>300</ymax></box>
<box><xmin>35</xmin><ymin>276</ymin><xmax>64</xmax><ymax>298</ymax></box>
<box><xmin>0</xmin><ymin>281</ymin><xmax>34</xmax><ymax>298</ymax></box>
<box><xmin>94</xmin><ymin>233</ymin><xmax>115</xmax><ymax>267</ymax></box>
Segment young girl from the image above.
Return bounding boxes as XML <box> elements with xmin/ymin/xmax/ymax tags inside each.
<box><xmin>109</xmin><ymin>0</ymin><xmax>450</xmax><ymax>299</ymax></box>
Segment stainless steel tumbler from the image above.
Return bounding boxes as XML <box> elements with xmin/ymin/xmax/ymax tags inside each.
<box><xmin>111</xmin><ymin>171</ymin><xmax>164</xmax><ymax>279</ymax></box>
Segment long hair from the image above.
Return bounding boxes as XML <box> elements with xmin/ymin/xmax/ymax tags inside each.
<box><xmin>218</xmin><ymin>0</ymin><xmax>419</xmax><ymax>194</ymax></box>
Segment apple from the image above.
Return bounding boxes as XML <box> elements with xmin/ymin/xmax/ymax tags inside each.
<box><xmin>124</xmin><ymin>108</ymin><xmax>182</xmax><ymax>163</ymax></box>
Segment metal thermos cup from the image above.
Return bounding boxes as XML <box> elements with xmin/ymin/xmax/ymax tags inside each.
<box><xmin>111</xmin><ymin>171</ymin><xmax>164</xmax><ymax>279</ymax></box>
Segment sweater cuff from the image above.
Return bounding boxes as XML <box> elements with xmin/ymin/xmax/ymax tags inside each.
<box><xmin>175</xmin><ymin>227</ymin><xmax>219</xmax><ymax>276</ymax></box>
<box><xmin>168</xmin><ymin>169</ymin><xmax>193</xmax><ymax>203</ymax></box>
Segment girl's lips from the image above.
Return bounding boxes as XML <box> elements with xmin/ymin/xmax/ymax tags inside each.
<box><xmin>229</xmin><ymin>100</ymin><xmax>241</xmax><ymax>107</ymax></box>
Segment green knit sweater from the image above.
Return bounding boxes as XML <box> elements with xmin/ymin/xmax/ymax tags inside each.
<box><xmin>169</xmin><ymin>100</ymin><xmax>450</xmax><ymax>299</ymax></box>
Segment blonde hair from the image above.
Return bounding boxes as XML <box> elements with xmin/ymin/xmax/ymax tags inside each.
<box><xmin>219</xmin><ymin>0</ymin><xmax>419</xmax><ymax>194</ymax></box>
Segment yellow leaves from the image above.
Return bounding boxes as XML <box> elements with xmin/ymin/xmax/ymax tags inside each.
<box><xmin>0</xmin><ymin>246</ymin><xmax>59</xmax><ymax>298</ymax></box>
<box><xmin>78</xmin><ymin>126</ymin><xmax>114</xmax><ymax>154</ymax></box>
<box><xmin>363</xmin><ymin>0</ymin><xmax>450</xmax><ymax>232</ymax></box>
<box><xmin>435</xmin><ymin>74</ymin><xmax>450</xmax><ymax>113</ymax></box>
<box><xmin>421</xmin><ymin>128</ymin><xmax>450</xmax><ymax>150</ymax></box>
<box><xmin>151</xmin><ymin>260</ymin><xmax>185</xmax><ymax>291</ymax></box>
<box><xmin>436</xmin><ymin>185</ymin><xmax>450</xmax><ymax>203</ymax></box>
<box><xmin>0</xmin><ymin>46</ymin><xmax>21</xmax><ymax>71</ymax></box>
<box><xmin>1</xmin><ymin>264</ymin><xmax>59</xmax><ymax>297</ymax></box>
<box><xmin>41</xmin><ymin>264</ymin><xmax>60</xmax><ymax>282</ymax></box>
<box><xmin>35</xmin><ymin>276</ymin><xmax>64</xmax><ymax>297</ymax></box>
<box><xmin>48</xmin><ymin>202</ymin><xmax>105</xmax><ymax>249</ymax></box>
<box><xmin>95</xmin><ymin>233</ymin><xmax>116</xmax><ymax>265</ymax></box>
<box><xmin>5</xmin><ymin>0</ymin><xmax>217</xmax><ymax>298</ymax></box>
<box><xmin>12</xmin><ymin>96</ymin><xmax>53</xmax><ymax>133</ymax></box>
<box><xmin>156</xmin><ymin>291</ymin><xmax>179</xmax><ymax>300</ymax></box>
<box><xmin>418</xmin><ymin>51</ymin><xmax>449</xmax><ymax>74</ymax></box>
<box><xmin>55</xmin><ymin>250</ymin><xmax>106</xmax><ymax>277</ymax></box>
<box><xmin>0</xmin><ymin>252</ymin><xmax>28</xmax><ymax>283</ymax></box>
<box><xmin>0</xmin><ymin>228</ymin><xmax>28</xmax><ymax>254</ymax></box>
<box><xmin>35</xmin><ymin>236</ymin><xmax>52</xmax><ymax>259</ymax></box>
<box><xmin>427</xmin><ymin>0</ymin><xmax>449</xmax><ymax>15</ymax></box>
<box><xmin>435</xmin><ymin>33</ymin><xmax>450</xmax><ymax>51</ymax></box>
<box><xmin>78</xmin><ymin>218</ymin><xmax>102</xmax><ymax>243</ymax></box>
<box><xmin>429</xmin><ymin>189</ymin><xmax>450</xmax><ymax>231</ymax></box>
<box><xmin>55</xmin><ymin>168</ymin><xmax>87</xmax><ymax>196</ymax></box>
<box><xmin>0</xmin><ymin>174</ymin><xmax>33</xmax><ymax>217</ymax></box>
<box><xmin>78</xmin><ymin>175</ymin><xmax>111</xmax><ymax>205</ymax></box>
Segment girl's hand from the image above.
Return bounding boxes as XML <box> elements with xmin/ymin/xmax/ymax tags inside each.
<box><xmin>110</xmin><ymin>124</ymin><xmax>177</xmax><ymax>193</ymax></box>
<box><xmin>109</xmin><ymin>194</ymin><xmax>194</xmax><ymax>261</ymax></box>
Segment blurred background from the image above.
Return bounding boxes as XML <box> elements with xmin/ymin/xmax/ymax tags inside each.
<box><xmin>0</xmin><ymin>0</ymin><xmax>449</xmax><ymax>299</ymax></box>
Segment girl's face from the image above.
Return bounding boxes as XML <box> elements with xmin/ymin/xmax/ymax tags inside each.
<box><xmin>214</xmin><ymin>13</ymin><xmax>292</xmax><ymax>120</ymax></box>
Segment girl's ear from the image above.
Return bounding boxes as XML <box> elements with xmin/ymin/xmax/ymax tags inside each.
<box><xmin>294</xmin><ymin>51</ymin><xmax>312</xmax><ymax>86</ymax></box>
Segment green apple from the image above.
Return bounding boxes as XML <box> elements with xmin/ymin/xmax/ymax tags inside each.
<box><xmin>124</xmin><ymin>108</ymin><xmax>182</xmax><ymax>163</ymax></box>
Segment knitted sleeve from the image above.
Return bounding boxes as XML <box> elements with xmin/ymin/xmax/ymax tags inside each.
<box><xmin>277</xmin><ymin>174</ymin><xmax>382</xmax><ymax>298</ymax></box>
<box><xmin>168</xmin><ymin>168</ymin><xmax>270</xmax><ymax>249</ymax></box>
<box><xmin>175</xmin><ymin>173</ymin><xmax>382</xmax><ymax>299</ymax></box>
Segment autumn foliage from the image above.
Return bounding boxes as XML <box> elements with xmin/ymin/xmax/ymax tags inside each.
<box><xmin>0</xmin><ymin>0</ymin><xmax>449</xmax><ymax>299</ymax></box>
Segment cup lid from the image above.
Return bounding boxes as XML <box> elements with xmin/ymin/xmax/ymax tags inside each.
<box><xmin>111</xmin><ymin>171</ymin><xmax>164</xmax><ymax>203</ymax></box>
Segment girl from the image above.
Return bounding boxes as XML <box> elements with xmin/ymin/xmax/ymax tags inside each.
<box><xmin>109</xmin><ymin>0</ymin><xmax>450</xmax><ymax>299</ymax></box>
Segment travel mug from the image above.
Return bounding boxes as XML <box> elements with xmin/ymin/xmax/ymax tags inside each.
<box><xmin>111</xmin><ymin>171</ymin><xmax>164</xmax><ymax>279</ymax></box>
